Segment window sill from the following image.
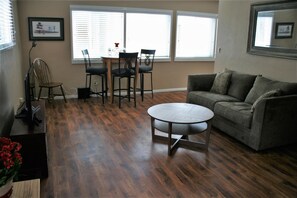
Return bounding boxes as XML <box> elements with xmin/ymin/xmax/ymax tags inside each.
<box><xmin>174</xmin><ymin>57</ymin><xmax>215</xmax><ymax>62</ymax></box>
<box><xmin>72</xmin><ymin>57</ymin><xmax>172</xmax><ymax>65</ymax></box>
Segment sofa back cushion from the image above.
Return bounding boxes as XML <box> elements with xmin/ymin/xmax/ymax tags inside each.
<box><xmin>227</xmin><ymin>71</ymin><xmax>257</xmax><ymax>101</ymax></box>
<box><xmin>245</xmin><ymin>76</ymin><xmax>297</xmax><ymax>104</ymax></box>
<box><xmin>210</xmin><ymin>72</ymin><xmax>231</xmax><ymax>94</ymax></box>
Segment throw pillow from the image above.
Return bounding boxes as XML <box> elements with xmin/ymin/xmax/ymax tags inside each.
<box><xmin>210</xmin><ymin>72</ymin><xmax>231</xmax><ymax>95</ymax></box>
<box><xmin>227</xmin><ymin>72</ymin><xmax>257</xmax><ymax>101</ymax></box>
<box><xmin>245</xmin><ymin>76</ymin><xmax>297</xmax><ymax>104</ymax></box>
<box><xmin>250</xmin><ymin>89</ymin><xmax>281</xmax><ymax>113</ymax></box>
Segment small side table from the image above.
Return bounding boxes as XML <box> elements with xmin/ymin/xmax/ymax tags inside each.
<box><xmin>12</xmin><ymin>179</ymin><xmax>40</xmax><ymax>198</ymax></box>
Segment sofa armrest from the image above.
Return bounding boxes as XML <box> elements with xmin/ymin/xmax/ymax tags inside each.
<box><xmin>187</xmin><ymin>74</ymin><xmax>216</xmax><ymax>92</ymax></box>
<box><xmin>250</xmin><ymin>95</ymin><xmax>297</xmax><ymax>150</ymax></box>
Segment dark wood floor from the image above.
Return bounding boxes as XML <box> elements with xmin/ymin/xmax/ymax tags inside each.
<box><xmin>41</xmin><ymin>91</ymin><xmax>297</xmax><ymax>198</ymax></box>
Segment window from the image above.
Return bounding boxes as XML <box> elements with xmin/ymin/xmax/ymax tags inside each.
<box><xmin>175</xmin><ymin>11</ymin><xmax>217</xmax><ymax>61</ymax></box>
<box><xmin>126</xmin><ymin>12</ymin><xmax>171</xmax><ymax>59</ymax></box>
<box><xmin>0</xmin><ymin>0</ymin><xmax>15</xmax><ymax>50</ymax></box>
<box><xmin>71</xmin><ymin>5</ymin><xmax>172</xmax><ymax>63</ymax></box>
<box><xmin>72</xmin><ymin>9</ymin><xmax>124</xmax><ymax>62</ymax></box>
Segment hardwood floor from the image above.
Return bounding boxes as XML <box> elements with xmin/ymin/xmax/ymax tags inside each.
<box><xmin>41</xmin><ymin>91</ymin><xmax>297</xmax><ymax>197</ymax></box>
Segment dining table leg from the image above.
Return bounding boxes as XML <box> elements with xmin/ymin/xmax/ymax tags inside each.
<box><xmin>105</xmin><ymin>59</ymin><xmax>113</xmax><ymax>103</ymax></box>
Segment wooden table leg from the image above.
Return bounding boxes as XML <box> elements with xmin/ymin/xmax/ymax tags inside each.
<box><xmin>204</xmin><ymin>120</ymin><xmax>212</xmax><ymax>150</ymax></box>
<box><xmin>168</xmin><ymin>122</ymin><xmax>172</xmax><ymax>155</ymax></box>
<box><xmin>151</xmin><ymin>117</ymin><xmax>155</xmax><ymax>141</ymax></box>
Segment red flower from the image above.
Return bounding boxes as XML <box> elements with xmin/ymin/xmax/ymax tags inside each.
<box><xmin>0</xmin><ymin>137</ymin><xmax>11</xmax><ymax>145</ymax></box>
<box><xmin>0</xmin><ymin>137</ymin><xmax>22</xmax><ymax>187</ymax></box>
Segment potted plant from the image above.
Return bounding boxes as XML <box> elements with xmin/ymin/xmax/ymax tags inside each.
<box><xmin>0</xmin><ymin>137</ymin><xmax>22</xmax><ymax>198</ymax></box>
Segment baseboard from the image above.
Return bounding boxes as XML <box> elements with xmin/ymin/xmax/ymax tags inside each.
<box><xmin>53</xmin><ymin>87</ymin><xmax>187</xmax><ymax>100</ymax></box>
<box><xmin>154</xmin><ymin>87</ymin><xmax>187</xmax><ymax>93</ymax></box>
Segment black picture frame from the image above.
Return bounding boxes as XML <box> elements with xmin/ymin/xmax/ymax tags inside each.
<box><xmin>28</xmin><ymin>17</ymin><xmax>64</xmax><ymax>41</ymax></box>
<box><xmin>275</xmin><ymin>22</ymin><xmax>294</xmax><ymax>39</ymax></box>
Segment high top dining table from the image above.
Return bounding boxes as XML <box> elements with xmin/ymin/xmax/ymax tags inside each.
<box><xmin>101</xmin><ymin>55</ymin><xmax>139</xmax><ymax>103</ymax></box>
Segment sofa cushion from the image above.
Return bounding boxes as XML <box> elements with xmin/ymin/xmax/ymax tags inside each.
<box><xmin>187</xmin><ymin>74</ymin><xmax>216</xmax><ymax>92</ymax></box>
<box><xmin>250</xmin><ymin>89</ymin><xmax>281</xmax><ymax>113</ymax></box>
<box><xmin>227</xmin><ymin>71</ymin><xmax>257</xmax><ymax>101</ymax></box>
<box><xmin>210</xmin><ymin>72</ymin><xmax>231</xmax><ymax>95</ymax></box>
<box><xmin>245</xmin><ymin>76</ymin><xmax>297</xmax><ymax>104</ymax></box>
<box><xmin>214</xmin><ymin>102</ymin><xmax>253</xmax><ymax>128</ymax></box>
<box><xmin>187</xmin><ymin>91</ymin><xmax>240</xmax><ymax>110</ymax></box>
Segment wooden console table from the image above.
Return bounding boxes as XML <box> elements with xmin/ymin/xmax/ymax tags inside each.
<box><xmin>10</xmin><ymin>101</ymin><xmax>48</xmax><ymax>180</ymax></box>
<box><xmin>12</xmin><ymin>179</ymin><xmax>40</xmax><ymax>198</ymax></box>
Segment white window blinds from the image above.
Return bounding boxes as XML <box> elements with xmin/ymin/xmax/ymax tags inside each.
<box><xmin>175</xmin><ymin>11</ymin><xmax>217</xmax><ymax>61</ymax></box>
<box><xmin>126</xmin><ymin>12</ymin><xmax>171</xmax><ymax>59</ymax></box>
<box><xmin>71</xmin><ymin>5</ymin><xmax>172</xmax><ymax>62</ymax></box>
<box><xmin>71</xmin><ymin>10</ymin><xmax>124</xmax><ymax>60</ymax></box>
<box><xmin>0</xmin><ymin>0</ymin><xmax>15</xmax><ymax>50</ymax></box>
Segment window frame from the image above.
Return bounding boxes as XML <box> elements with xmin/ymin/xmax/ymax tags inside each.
<box><xmin>0</xmin><ymin>0</ymin><xmax>15</xmax><ymax>51</ymax></box>
<box><xmin>174</xmin><ymin>11</ymin><xmax>218</xmax><ymax>62</ymax></box>
<box><xmin>70</xmin><ymin>5</ymin><xmax>173</xmax><ymax>64</ymax></box>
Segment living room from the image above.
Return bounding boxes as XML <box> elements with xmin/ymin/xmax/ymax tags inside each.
<box><xmin>1</xmin><ymin>0</ymin><xmax>297</xmax><ymax>197</ymax></box>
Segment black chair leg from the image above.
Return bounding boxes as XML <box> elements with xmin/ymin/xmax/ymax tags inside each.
<box><xmin>150</xmin><ymin>72</ymin><xmax>153</xmax><ymax>99</ymax></box>
<box><xmin>119</xmin><ymin>77</ymin><xmax>121</xmax><ymax>108</ymax></box>
<box><xmin>105</xmin><ymin>73</ymin><xmax>108</xmax><ymax>99</ymax></box>
<box><xmin>112</xmin><ymin>76</ymin><xmax>115</xmax><ymax>104</ymax></box>
<box><xmin>133</xmin><ymin>77</ymin><xmax>136</xmax><ymax>108</ymax></box>
<box><xmin>128</xmin><ymin>77</ymin><xmax>131</xmax><ymax>102</ymax></box>
<box><xmin>30</xmin><ymin>87</ymin><xmax>35</xmax><ymax>100</ymax></box>
<box><xmin>101</xmin><ymin>75</ymin><xmax>104</xmax><ymax>104</ymax></box>
<box><xmin>38</xmin><ymin>87</ymin><xmax>42</xmax><ymax>100</ymax></box>
<box><xmin>89</xmin><ymin>75</ymin><xmax>92</xmax><ymax>94</ymax></box>
<box><xmin>141</xmin><ymin>73</ymin><xmax>144</xmax><ymax>101</ymax></box>
<box><xmin>139</xmin><ymin>72</ymin><xmax>153</xmax><ymax>101</ymax></box>
<box><xmin>48</xmin><ymin>88</ymin><xmax>53</xmax><ymax>103</ymax></box>
<box><xmin>85</xmin><ymin>74</ymin><xmax>88</xmax><ymax>88</ymax></box>
<box><xmin>60</xmin><ymin>85</ymin><xmax>67</xmax><ymax>103</ymax></box>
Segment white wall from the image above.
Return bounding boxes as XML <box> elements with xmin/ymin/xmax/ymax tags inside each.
<box><xmin>0</xmin><ymin>2</ymin><xmax>23</xmax><ymax>134</ymax></box>
<box><xmin>215</xmin><ymin>0</ymin><xmax>297</xmax><ymax>82</ymax></box>
<box><xmin>18</xmin><ymin>0</ymin><xmax>218</xmax><ymax>96</ymax></box>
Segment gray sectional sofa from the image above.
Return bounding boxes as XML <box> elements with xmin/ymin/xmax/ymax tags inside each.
<box><xmin>187</xmin><ymin>70</ymin><xmax>297</xmax><ymax>151</ymax></box>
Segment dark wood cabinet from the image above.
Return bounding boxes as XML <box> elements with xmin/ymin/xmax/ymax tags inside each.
<box><xmin>10</xmin><ymin>101</ymin><xmax>48</xmax><ymax>181</ymax></box>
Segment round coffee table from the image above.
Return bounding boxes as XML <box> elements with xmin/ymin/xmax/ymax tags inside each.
<box><xmin>147</xmin><ymin>103</ymin><xmax>214</xmax><ymax>155</ymax></box>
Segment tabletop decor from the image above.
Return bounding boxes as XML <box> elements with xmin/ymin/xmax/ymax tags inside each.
<box><xmin>113</xmin><ymin>42</ymin><xmax>120</xmax><ymax>56</ymax></box>
<box><xmin>0</xmin><ymin>137</ymin><xmax>22</xmax><ymax>198</ymax></box>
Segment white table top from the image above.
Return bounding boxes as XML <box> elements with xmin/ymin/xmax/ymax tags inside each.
<box><xmin>147</xmin><ymin>103</ymin><xmax>214</xmax><ymax>124</ymax></box>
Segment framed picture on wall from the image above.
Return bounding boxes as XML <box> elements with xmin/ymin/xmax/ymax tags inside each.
<box><xmin>28</xmin><ymin>17</ymin><xmax>64</xmax><ymax>41</ymax></box>
<box><xmin>275</xmin><ymin>22</ymin><xmax>294</xmax><ymax>39</ymax></box>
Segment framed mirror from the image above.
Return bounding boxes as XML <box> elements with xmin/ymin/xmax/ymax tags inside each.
<box><xmin>247</xmin><ymin>1</ymin><xmax>297</xmax><ymax>60</ymax></box>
